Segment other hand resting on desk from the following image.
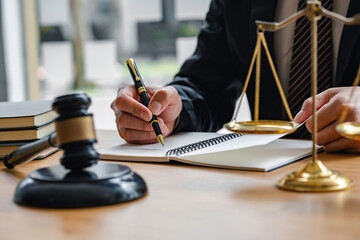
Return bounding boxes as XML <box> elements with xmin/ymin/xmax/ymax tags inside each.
<box><xmin>111</xmin><ymin>85</ymin><xmax>182</xmax><ymax>144</ymax></box>
<box><xmin>294</xmin><ymin>87</ymin><xmax>360</xmax><ymax>153</ymax></box>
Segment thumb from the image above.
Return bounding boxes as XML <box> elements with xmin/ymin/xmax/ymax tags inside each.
<box><xmin>148</xmin><ymin>86</ymin><xmax>180</xmax><ymax>116</ymax></box>
<box><xmin>293</xmin><ymin>88</ymin><xmax>339</xmax><ymax>123</ymax></box>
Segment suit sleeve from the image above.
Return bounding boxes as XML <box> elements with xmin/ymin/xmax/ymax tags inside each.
<box><xmin>169</xmin><ymin>0</ymin><xmax>242</xmax><ymax>133</ymax></box>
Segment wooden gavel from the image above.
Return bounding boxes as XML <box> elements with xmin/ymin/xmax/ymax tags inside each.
<box><xmin>3</xmin><ymin>93</ymin><xmax>98</xmax><ymax>170</ymax></box>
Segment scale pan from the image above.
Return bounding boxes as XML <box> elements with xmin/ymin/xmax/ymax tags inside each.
<box><xmin>224</xmin><ymin>120</ymin><xmax>299</xmax><ymax>134</ymax></box>
<box><xmin>336</xmin><ymin>122</ymin><xmax>360</xmax><ymax>140</ymax></box>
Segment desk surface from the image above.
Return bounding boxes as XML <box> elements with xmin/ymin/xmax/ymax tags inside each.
<box><xmin>1</xmin><ymin>130</ymin><xmax>360</xmax><ymax>240</ymax></box>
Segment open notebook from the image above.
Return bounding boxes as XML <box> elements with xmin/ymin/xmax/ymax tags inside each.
<box><xmin>99</xmin><ymin>132</ymin><xmax>316</xmax><ymax>172</ymax></box>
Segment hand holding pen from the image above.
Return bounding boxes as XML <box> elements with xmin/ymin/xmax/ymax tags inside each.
<box><xmin>126</xmin><ymin>58</ymin><xmax>165</xmax><ymax>146</ymax></box>
<box><xmin>110</xmin><ymin>59</ymin><xmax>182</xmax><ymax>145</ymax></box>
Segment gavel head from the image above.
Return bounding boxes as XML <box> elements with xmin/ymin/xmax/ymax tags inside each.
<box><xmin>52</xmin><ymin>93</ymin><xmax>99</xmax><ymax>170</ymax></box>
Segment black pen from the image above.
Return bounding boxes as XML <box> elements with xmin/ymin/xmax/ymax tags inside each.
<box><xmin>126</xmin><ymin>58</ymin><xmax>165</xmax><ymax>146</ymax></box>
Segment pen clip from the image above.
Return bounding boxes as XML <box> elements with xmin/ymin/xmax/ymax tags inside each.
<box><xmin>126</xmin><ymin>58</ymin><xmax>141</xmax><ymax>81</ymax></box>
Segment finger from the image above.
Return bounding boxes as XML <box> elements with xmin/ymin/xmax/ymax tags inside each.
<box><xmin>294</xmin><ymin>88</ymin><xmax>340</xmax><ymax>123</ymax></box>
<box><xmin>114</xmin><ymin>93</ymin><xmax>153</xmax><ymax>121</ymax></box>
<box><xmin>111</xmin><ymin>99</ymin><xmax>120</xmax><ymax>114</ymax></box>
<box><xmin>118</xmin><ymin>127</ymin><xmax>156</xmax><ymax>142</ymax></box>
<box><xmin>148</xmin><ymin>86</ymin><xmax>180</xmax><ymax>116</ymax></box>
<box><xmin>293</xmin><ymin>98</ymin><xmax>313</xmax><ymax>124</ymax></box>
<box><xmin>111</xmin><ymin>86</ymin><xmax>137</xmax><ymax>112</ymax></box>
<box><xmin>116</xmin><ymin>112</ymin><xmax>168</xmax><ymax>132</ymax></box>
<box><xmin>117</xmin><ymin>125</ymin><xmax>156</xmax><ymax>144</ymax></box>
<box><xmin>316</xmin><ymin>121</ymin><xmax>341</xmax><ymax>146</ymax></box>
<box><xmin>115</xmin><ymin>112</ymin><xmax>154</xmax><ymax>131</ymax></box>
<box><xmin>306</xmin><ymin>90</ymin><xmax>348</xmax><ymax>131</ymax></box>
<box><xmin>323</xmin><ymin>137</ymin><xmax>360</xmax><ymax>153</ymax></box>
<box><xmin>118</xmin><ymin>124</ymin><xmax>170</xmax><ymax>142</ymax></box>
<box><xmin>146</xmin><ymin>86</ymin><xmax>156</xmax><ymax>98</ymax></box>
<box><xmin>114</xmin><ymin>86</ymin><xmax>139</xmax><ymax>105</ymax></box>
<box><xmin>340</xmin><ymin>102</ymin><xmax>360</xmax><ymax>122</ymax></box>
<box><xmin>131</xmin><ymin>139</ymin><xmax>161</xmax><ymax>145</ymax></box>
<box><xmin>345</xmin><ymin>146</ymin><xmax>360</xmax><ymax>154</ymax></box>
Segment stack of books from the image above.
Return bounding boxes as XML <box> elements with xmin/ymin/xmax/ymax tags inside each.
<box><xmin>0</xmin><ymin>100</ymin><xmax>57</xmax><ymax>159</ymax></box>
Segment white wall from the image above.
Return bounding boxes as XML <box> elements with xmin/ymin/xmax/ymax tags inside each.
<box><xmin>1</xmin><ymin>0</ymin><xmax>27</xmax><ymax>101</ymax></box>
<box><xmin>38</xmin><ymin>0</ymin><xmax>70</xmax><ymax>26</ymax></box>
<box><xmin>119</xmin><ymin>0</ymin><xmax>162</xmax><ymax>55</ymax></box>
<box><xmin>175</xmin><ymin>0</ymin><xmax>211</xmax><ymax>20</ymax></box>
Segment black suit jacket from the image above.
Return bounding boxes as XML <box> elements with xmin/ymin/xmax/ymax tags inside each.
<box><xmin>170</xmin><ymin>0</ymin><xmax>360</xmax><ymax>133</ymax></box>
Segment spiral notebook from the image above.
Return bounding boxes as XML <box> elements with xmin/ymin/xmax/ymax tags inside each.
<box><xmin>99</xmin><ymin>132</ymin><xmax>315</xmax><ymax>171</ymax></box>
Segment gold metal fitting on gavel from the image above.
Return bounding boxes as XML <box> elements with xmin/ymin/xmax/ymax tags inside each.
<box><xmin>55</xmin><ymin>116</ymin><xmax>96</xmax><ymax>146</ymax></box>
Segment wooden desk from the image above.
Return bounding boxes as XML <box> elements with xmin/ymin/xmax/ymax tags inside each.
<box><xmin>1</xmin><ymin>130</ymin><xmax>360</xmax><ymax>240</ymax></box>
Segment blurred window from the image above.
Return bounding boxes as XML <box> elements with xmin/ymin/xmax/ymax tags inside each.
<box><xmin>36</xmin><ymin>0</ymin><xmax>210</xmax><ymax>99</ymax></box>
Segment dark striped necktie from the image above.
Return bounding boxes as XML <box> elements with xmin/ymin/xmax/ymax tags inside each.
<box><xmin>287</xmin><ymin>0</ymin><xmax>333</xmax><ymax>139</ymax></box>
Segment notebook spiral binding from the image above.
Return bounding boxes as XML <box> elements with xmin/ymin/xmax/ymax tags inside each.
<box><xmin>166</xmin><ymin>133</ymin><xmax>244</xmax><ymax>156</ymax></box>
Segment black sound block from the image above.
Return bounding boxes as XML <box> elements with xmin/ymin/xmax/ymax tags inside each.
<box><xmin>14</xmin><ymin>162</ymin><xmax>147</xmax><ymax>208</ymax></box>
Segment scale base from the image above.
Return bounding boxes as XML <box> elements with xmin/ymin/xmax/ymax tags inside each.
<box><xmin>277</xmin><ymin>160</ymin><xmax>353</xmax><ymax>192</ymax></box>
<box><xmin>14</xmin><ymin>162</ymin><xmax>147</xmax><ymax>208</ymax></box>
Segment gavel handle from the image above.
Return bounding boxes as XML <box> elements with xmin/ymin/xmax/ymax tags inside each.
<box><xmin>3</xmin><ymin>132</ymin><xmax>58</xmax><ymax>169</ymax></box>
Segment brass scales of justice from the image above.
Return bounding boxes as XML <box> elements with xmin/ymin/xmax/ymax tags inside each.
<box><xmin>224</xmin><ymin>0</ymin><xmax>360</xmax><ymax>192</ymax></box>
